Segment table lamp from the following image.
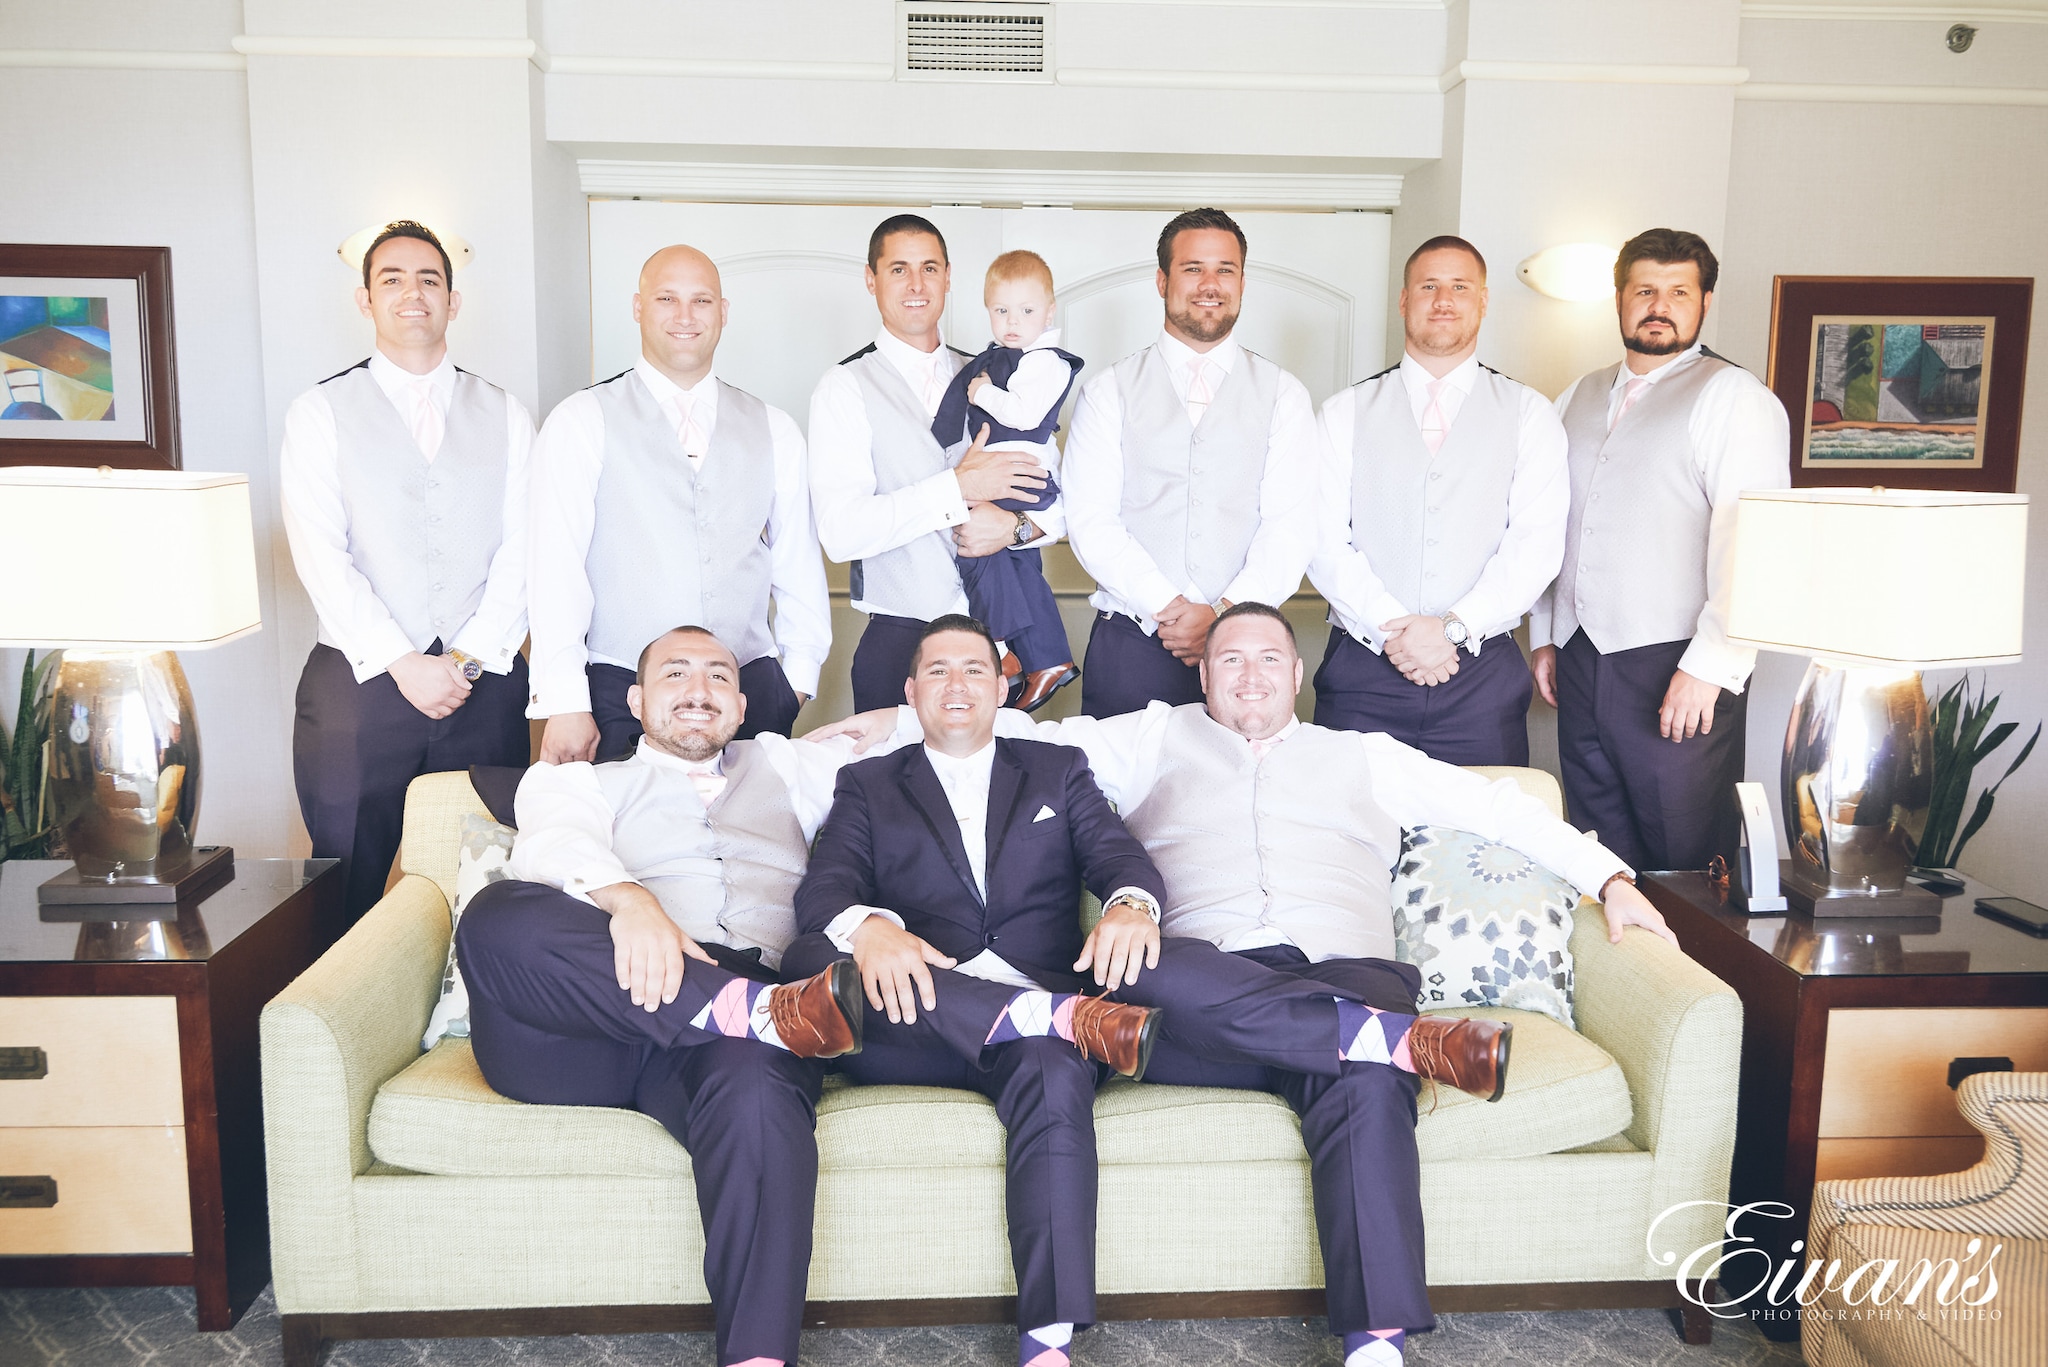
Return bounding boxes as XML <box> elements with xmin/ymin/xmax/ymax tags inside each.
<box><xmin>0</xmin><ymin>466</ymin><xmax>262</xmax><ymax>912</ymax></box>
<box><xmin>1727</xmin><ymin>487</ymin><xmax>2027</xmax><ymax>917</ymax></box>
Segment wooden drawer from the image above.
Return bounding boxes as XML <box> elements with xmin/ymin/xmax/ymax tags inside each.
<box><xmin>0</xmin><ymin>1125</ymin><xmax>193</xmax><ymax>1254</ymax></box>
<box><xmin>0</xmin><ymin>996</ymin><xmax>184</xmax><ymax>1128</ymax></box>
<box><xmin>1820</xmin><ymin>1007</ymin><xmax>2048</xmax><ymax>1139</ymax></box>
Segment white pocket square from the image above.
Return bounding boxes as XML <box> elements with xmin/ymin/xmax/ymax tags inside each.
<box><xmin>1033</xmin><ymin>805</ymin><xmax>1057</xmax><ymax>822</ymax></box>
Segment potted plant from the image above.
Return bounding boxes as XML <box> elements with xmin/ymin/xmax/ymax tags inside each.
<box><xmin>0</xmin><ymin>649</ymin><xmax>60</xmax><ymax>862</ymax></box>
<box><xmin>1914</xmin><ymin>674</ymin><xmax>2040</xmax><ymax>877</ymax></box>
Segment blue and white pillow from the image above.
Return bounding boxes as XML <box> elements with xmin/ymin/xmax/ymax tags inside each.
<box><xmin>422</xmin><ymin>814</ymin><xmax>516</xmax><ymax>1050</ymax></box>
<box><xmin>1392</xmin><ymin>825</ymin><xmax>1578</xmax><ymax>1028</ymax></box>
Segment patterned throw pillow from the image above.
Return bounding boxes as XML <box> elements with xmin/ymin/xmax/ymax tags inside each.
<box><xmin>1391</xmin><ymin>825</ymin><xmax>1578</xmax><ymax>1028</ymax></box>
<box><xmin>421</xmin><ymin>814</ymin><xmax>516</xmax><ymax>1050</ymax></box>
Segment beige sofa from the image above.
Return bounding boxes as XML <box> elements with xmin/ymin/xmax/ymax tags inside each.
<box><xmin>261</xmin><ymin>767</ymin><xmax>1742</xmax><ymax>1366</ymax></box>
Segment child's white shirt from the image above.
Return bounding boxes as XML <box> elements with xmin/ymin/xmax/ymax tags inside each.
<box><xmin>973</xmin><ymin>328</ymin><xmax>1074</xmax><ymax>456</ymax></box>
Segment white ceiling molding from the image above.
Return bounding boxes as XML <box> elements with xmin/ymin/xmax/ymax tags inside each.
<box><xmin>540</xmin><ymin>53</ymin><xmax>893</xmax><ymax>80</ymax></box>
<box><xmin>231</xmin><ymin>35</ymin><xmax>539</xmax><ymax>59</ymax></box>
<box><xmin>577</xmin><ymin>158</ymin><xmax>1404</xmax><ymax>210</ymax></box>
<box><xmin>0</xmin><ymin>47</ymin><xmax>245</xmax><ymax>70</ymax></box>
<box><xmin>1742</xmin><ymin>4</ymin><xmax>2048</xmax><ymax>23</ymax></box>
<box><xmin>1058</xmin><ymin>66</ymin><xmax>1437</xmax><ymax>93</ymax></box>
<box><xmin>1443</xmin><ymin>60</ymin><xmax>1752</xmax><ymax>91</ymax></box>
<box><xmin>1739</xmin><ymin>80</ymin><xmax>2048</xmax><ymax>102</ymax></box>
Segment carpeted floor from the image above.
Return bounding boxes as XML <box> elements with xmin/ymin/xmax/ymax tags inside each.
<box><xmin>2</xmin><ymin>1287</ymin><xmax>1802</xmax><ymax>1366</ymax></box>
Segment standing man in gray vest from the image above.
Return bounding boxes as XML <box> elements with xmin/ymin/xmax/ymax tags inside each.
<box><xmin>809</xmin><ymin>214</ymin><xmax>1059</xmax><ymax>712</ymax></box>
<box><xmin>1529</xmin><ymin>229</ymin><xmax>1790</xmax><ymax>872</ymax></box>
<box><xmin>1062</xmin><ymin>208</ymin><xmax>1322</xmax><ymax>719</ymax></box>
<box><xmin>528</xmin><ymin>245</ymin><xmax>831</xmax><ymax>765</ymax></box>
<box><xmin>1308</xmin><ymin>235</ymin><xmax>1567</xmax><ymax>765</ymax></box>
<box><xmin>281</xmin><ymin>220</ymin><xmax>533</xmax><ymax>923</ymax></box>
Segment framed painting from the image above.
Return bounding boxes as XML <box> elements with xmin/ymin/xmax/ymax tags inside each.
<box><xmin>1767</xmin><ymin>276</ymin><xmax>2031</xmax><ymax>492</ymax></box>
<box><xmin>0</xmin><ymin>244</ymin><xmax>180</xmax><ymax>469</ymax></box>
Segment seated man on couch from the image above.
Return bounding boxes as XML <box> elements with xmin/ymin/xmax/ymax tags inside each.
<box><xmin>815</xmin><ymin>602</ymin><xmax>1675</xmax><ymax>1367</ymax></box>
<box><xmin>457</xmin><ymin>624</ymin><xmax>877</xmax><ymax>1367</ymax></box>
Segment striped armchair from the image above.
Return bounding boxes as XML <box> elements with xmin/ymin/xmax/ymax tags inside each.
<box><xmin>1803</xmin><ymin>1071</ymin><xmax>2048</xmax><ymax>1367</ymax></box>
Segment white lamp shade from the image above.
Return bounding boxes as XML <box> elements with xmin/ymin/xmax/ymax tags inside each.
<box><xmin>1727</xmin><ymin>487</ymin><xmax>2026</xmax><ymax>668</ymax></box>
<box><xmin>1516</xmin><ymin>243</ymin><xmax>1619</xmax><ymax>302</ymax></box>
<box><xmin>0</xmin><ymin>467</ymin><xmax>263</xmax><ymax>650</ymax></box>
<box><xmin>338</xmin><ymin>223</ymin><xmax>474</xmax><ymax>275</ymax></box>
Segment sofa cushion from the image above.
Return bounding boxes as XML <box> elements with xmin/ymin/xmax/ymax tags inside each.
<box><xmin>1824</xmin><ymin>1221</ymin><xmax>2046</xmax><ymax>1367</ymax></box>
<box><xmin>369</xmin><ymin>1006</ymin><xmax>1630</xmax><ymax>1178</ymax></box>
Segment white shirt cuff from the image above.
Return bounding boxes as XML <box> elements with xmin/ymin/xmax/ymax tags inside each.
<box><xmin>781</xmin><ymin>652</ymin><xmax>824</xmax><ymax>699</ymax></box>
<box><xmin>826</xmin><ymin>904</ymin><xmax>905</xmax><ymax>952</ymax></box>
<box><xmin>1676</xmin><ymin>637</ymin><xmax>1757</xmax><ymax>694</ymax></box>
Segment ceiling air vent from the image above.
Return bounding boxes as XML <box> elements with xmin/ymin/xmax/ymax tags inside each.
<box><xmin>898</xmin><ymin>2</ymin><xmax>1054</xmax><ymax>83</ymax></box>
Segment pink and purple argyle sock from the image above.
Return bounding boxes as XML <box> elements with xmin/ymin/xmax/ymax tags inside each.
<box><xmin>985</xmin><ymin>991</ymin><xmax>1081</xmax><ymax>1047</ymax></box>
<box><xmin>1335</xmin><ymin>998</ymin><xmax>1418</xmax><ymax>1071</ymax></box>
<box><xmin>1342</xmin><ymin>1328</ymin><xmax>1405</xmax><ymax>1366</ymax></box>
<box><xmin>688</xmin><ymin>978</ymin><xmax>792</xmax><ymax>1052</ymax></box>
<box><xmin>1021</xmin><ymin>1322</ymin><xmax>1074</xmax><ymax>1367</ymax></box>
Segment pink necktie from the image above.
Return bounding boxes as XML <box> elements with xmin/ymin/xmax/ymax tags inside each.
<box><xmin>687</xmin><ymin>766</ymin><xmax>725</xmax><ymax>805</ymax></box>
<box><xmin>1611</xmin><ymin>375</ymin><xmax>1651</xmax><ymax>432</ymax></box>
<box><xmin>1420</xmin><ymin>378</ymin><xmax>1449</xmax><ymax>455</ymax></box>
<box><xmin>1185</xmin><ymin>357</ymin><xmax>1213</xmax><ymax>426</ymax></box>
<box><xmin>1249</xmin><ymin>735</ymin><xmax>1277</xmax><ymax>762</ymax></box>
<box><xmin>671</xmin><ymin>393</ymin><xmax>708</xmax><ymax>462</ymax></box>
<box><xmin>924</xmin><ymin>355</ymin><xmax>950</xmax><ymax>415</ymax></box>
<box><xmin>408</xmin><ymin>377</ymin><xmax>444</xmax><ymax>460</ymax></box>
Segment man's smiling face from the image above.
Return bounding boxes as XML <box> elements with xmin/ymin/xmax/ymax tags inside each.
<box><xmin>628</xmin><ymin>629</ymin><xmax>746</xmax><ymax>763</ymax></box>
<box><xmin>1200</xmin><ymin>612</ymin><xmax>1304</xmax><ymax>742</ymax></box>
<box><xmin>356</xmin><ymin>235</ymin><xmax>458</xmax><ymax>352</ymax></box>
<box><xmin>908</xmin><ymin>629</ymin><xmax>1002</xmax><ymax>755</ymax></box>
<box><xmin>634</xmin><ymin>246</ymin><xmax>727</xmax><ymax>383</ymax></box>
<box><xmin>868</xmin><ymin>230</ymin><xmax>951</xmax><ymax>346</ymax></box>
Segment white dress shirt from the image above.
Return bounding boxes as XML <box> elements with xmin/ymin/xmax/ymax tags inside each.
<box><xmin>1061</xmin><ymin>331</ymin><xmax>1322</xmax><ymax>629</ymax></box>
<box><xmin>510</xmin><ymin>731</ymin><xmax>874</xmax><ymax>903</ymax></box>
<box><xmin>1311</xmin><ymin>353</ymin><xmax>1570</xmax><ymax>651</ymax></box>
<box><xmin>524</xmin><ymin>357</ymin><xmax>833</xmax><ymax>716</ymax></box>
<box><xmin>279</xmin><ymin>347</ymin><xmax>532</xmax><ymax>683</ymax></box>
<box><xmin>823</xmin><ymin>738</ymin><xmax>1160</xmax><ymax>990</ymax></box>
<box><xmin>1534</xmin><ymin>343</ymin><xmax>1791</xmax><ymax>691</ymax></box>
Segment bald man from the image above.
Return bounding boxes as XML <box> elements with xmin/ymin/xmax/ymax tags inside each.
<box><xmin>529</xmin><ymin>245</ymin><xmax>833</xmax><ymax>762</ymax></box>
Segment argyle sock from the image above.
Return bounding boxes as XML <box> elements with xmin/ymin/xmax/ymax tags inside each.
<box><xmin>689</xmin><ymin>978</ymin><xmax>792</xmax><ymax>1052</ymax></box>
<box><xmin>1343</xmin><ymin>1328</ymin><xmax>1405</xmax><ymax>1366</ymax></box>
<box><xmin>1021</xmin><ymin>1322</ymin><xmax>1074</xmax><ymax>1367</ymax></box>
<box><xmin>1336</xmin><ymin>998</ymin><xmax>1418</xmax><ymax>1071</ymax></box>
<box><xmin>985</xmin><ymin>990</ymin><xmax>1081</xmax><ymax>1046</ymax></box>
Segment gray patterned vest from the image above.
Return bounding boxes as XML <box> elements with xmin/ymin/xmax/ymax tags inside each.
<box><xmin>842</xmin><ymin>346</ymin><xmax>968</xmax><ymax>620</ymax></box>
<box><xmin>592</xmin><ymin>740</ymin><xmax>807</xmax><ymax>966</ymax></box>
<box><xmin>322</xmin><ymin>363</ymin><xmax>508</xmax><ymax>652</ymax></box>
<box><xmin>1123</xmin><ymin>705</ymin><xmax>1403</xmax><ymax>963</ymax></box>
<box><xmin>586</xmin><ymin>371</ymin><xmax>777</xmax><ymax>667</ymax></box>
<box><xmin>1111</xmin><ymin>345</ymin><xmax>1281</xmax><ymax>604</ymax></box>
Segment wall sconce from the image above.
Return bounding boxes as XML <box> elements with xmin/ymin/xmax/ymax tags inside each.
<box><xmin>1516</xmin><ymin>243</ymin><xmax>1618</xmax><ymax>302</ymax></box>
<box><xmin>336</xmin><ymin>222</ymin><xmax>475</xmax><ymax>275</ymax></box>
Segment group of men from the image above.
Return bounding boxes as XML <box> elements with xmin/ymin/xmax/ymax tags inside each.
<box><xmin>278</xmin><ymin>205</ymin><xmax>1788</xmax><ymax>1367</ymax></box>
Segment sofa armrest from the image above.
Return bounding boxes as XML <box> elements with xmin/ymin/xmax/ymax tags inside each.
<box><xmin>261</xmin><ymin>873</ymin><xmax>451</xmax><ymax>1310</ymax></box>
<box><xmin>1569</xmin><ymin>904</ymin><xmax>1744</xmax><ymax>1265</ymax></box>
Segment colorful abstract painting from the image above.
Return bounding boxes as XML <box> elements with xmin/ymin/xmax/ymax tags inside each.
<box><xmin>1805</xmin><ymin>315</ymin><xmax>1992</xmax><ymax>467</ymax></box>
<box><xmin>0</xmin><ymin>295</ymin><xmax>116</xmax><ymax>423</ymax></box>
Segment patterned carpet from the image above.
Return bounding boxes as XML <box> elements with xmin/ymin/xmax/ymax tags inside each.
<box><xmin>2</xmin><ymin>1287</ymin><xmax>1805</xmax><ymax>1366</ymax></box>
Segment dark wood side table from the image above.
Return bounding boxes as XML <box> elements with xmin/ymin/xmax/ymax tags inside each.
<box><xmin>0</xmin><ymin>857</ymin><xmax>341</xmax><ymax>1329</ymax></box>
<box><xmin>1642</xmin><ymin>870</ymin><xmax>2048</xmax><ymax>1340</ymax></box>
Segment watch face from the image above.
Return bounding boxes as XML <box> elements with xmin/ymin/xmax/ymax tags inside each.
<box><xmin>1445</xmin><ymin>620</ymin><xmax>1469</xmax><ymax>644</ymax></box>
<box><xmin>457</xmin><ymin>658</ymin><xmax>483</xmax><ymax>681</ymax></box>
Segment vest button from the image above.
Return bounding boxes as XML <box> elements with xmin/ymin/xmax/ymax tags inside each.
<box><xmin>1429</xmin><ymin>471</ymin><xmax>1441</xmax><ymax>481</ymax></box>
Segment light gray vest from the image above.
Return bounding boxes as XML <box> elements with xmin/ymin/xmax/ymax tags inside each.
<box><xmin>1552</xmin><ymin>351</ymin><xmax>1736</xmax><ymax>653</ymax></box>
<box><xmin>1113</xmin><ymin>345</ymin><xmax>1281</xmax><ymax>604</ymax></box>
<box><xmin>1344</xmin><ymin>365</ymin><xmax>1522</xmax><ymax>626</ymax></box>
<box><xmin>842</xmin><ymin>347</ymin><xmax>968</xmax><ymax>619</ymax></box>
<box><xmin>592</xmin><ymin>741</ymin><xmax>807</xmax><ymax>967</ymax></box>
<box><xmin>323</xmin><ymin>364</ymin><xmax>508</xmax><ymax>652</ymax></box>
<box><xmin>1123</xmin><ymin>706</ymin><xmax>1404</xmax><ymax>963</ymax></box>
<box><xmin>585</xmin><ymin>372</ymin><xmax>777</xmax><ymax>667</ymax></box>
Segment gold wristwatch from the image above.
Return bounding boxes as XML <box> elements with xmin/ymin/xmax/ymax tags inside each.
<box><xmin>446</xmin><ymin>649</ymin><xmax>484</xmax><ymax>682</ymax></box>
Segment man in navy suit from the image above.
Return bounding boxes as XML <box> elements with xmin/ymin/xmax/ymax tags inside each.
<box><xmin>781</xmin><ymin>615</ymin><xmax>1164</xmax><ymax>1367</ymax></box>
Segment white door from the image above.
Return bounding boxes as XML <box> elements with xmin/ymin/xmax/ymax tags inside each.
<box><xmin>586</xmin><ymin>201</ymin><xmax>1391</xmax><ymax>724</ymax></box>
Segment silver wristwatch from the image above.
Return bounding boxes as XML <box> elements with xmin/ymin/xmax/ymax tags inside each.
<box><xmin>1012</xmin><ymin>511</ymin><xmax>1035</xmax><ymax>547</ymax></box>
<box><xmin>1441</xmin><ymin>612</ymin><xmax>1471</xmax><ymax>650</ymax></box>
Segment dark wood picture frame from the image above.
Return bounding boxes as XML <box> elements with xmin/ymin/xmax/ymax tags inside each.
<box><xmin>1767</xmin><ymin>275</ymin><xmax>2031</xmax><ymax>493</ymax></box>
<box><xmin>0</xmin><ymin>244</ymin><xmax>181</xmax><ymax>470</ymax></box>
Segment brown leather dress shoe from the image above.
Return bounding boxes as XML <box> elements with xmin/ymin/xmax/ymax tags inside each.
<box><xmin>766</xmin><ymin>960</ymin><xmax>865</xmax><ymax>1059</ymax></box>
<box><xmin>1015</xmin><ymin>663</ymin><xmax>1080</xmax><ymax>713</ymax></box>
<box><xmin>1068</xmin><ymin>996</ymin><xmax>1162</xmax><ymax>1080</ymax></box>
<box><xmin>1405</xmin><ymin>1015</ymin><xmax>1512</xmax><ymax>1102</ymax></box>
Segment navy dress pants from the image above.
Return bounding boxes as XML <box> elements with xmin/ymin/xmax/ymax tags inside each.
<box><xmin>293</xmin><ymin>642</ymin><xmax>529</xmax><ymax>925</ymax></box>
<box><xmin>959</xmin><ymin>547</ymin><xmax>1072</xmax><ymax>674</ymax></box>
<box><xmin>587</xmin><ymin>655</ymin><xmax>803</xmax><ymax>763</ymax></box>
<box><xmin>1554</xmin><ymin>629</ymin><xmax>1746</xmax><ymax>871</ymax></box>
<box><xmin>1079</xmin><ymin>611</ymin><xmax>1204</xmax><ymax>719</ymax></box>
<box><xmin>849</xmin><ymin>613</ymin><xmax>930</xmax><ymax>714</ymax></box>
<box><xmin>457</xmin><ymin>879</ymin><xmax>821</xmax><ymax>1367</ymax></box>
<box><xmin>782</xmin><ymin>932</ymin><xmax>1105</xmax><ymax>1333</ymax></box>
<box><xmin>1109</xmin><ymin>937</ymin><xmax>1435</xmax><ymax>1336</ymax></box>
<box><xmin>1311</xmin><ymin>627</ymin><xmax>1534</xmax><ymax>766</ymax></box>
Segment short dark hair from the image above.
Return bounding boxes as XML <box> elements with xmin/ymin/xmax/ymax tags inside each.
<box><xmin>909</xmin><ymin>613</ymin><xmax>999</xmax><ymax>676</ymax></box>
<box><xmin>1614</xmin><ymin>228</ymin><xmax>1719</xmax><ymax>295</ymax></box>
<box><xmin>1155</xmin><ymin>208</ymin><xmax>1248</xmax><ymax>274</ymax></box>
<box><xmin>1206</xmin><ymin>601</ymin><xmax>1297</xmax><ymax>654</ymax></box>
<box><xmin>635</xmin><ymin>625</ymin><xmax>728</xmax><ymax>684</ymax></box>
<box><xmin>362</xmin><ymin>219</ymin><xmax>454</xmax><ymax>289</ymax></box>
<box><xmin>867</xmin><ymin>214</ymin><xmax>949</xmax><ymax>272</ymax></box>
<box><xmin>1404</xmin><ymin>234</ymin><xmax>1487</xmax><ymax>284</ymax></box>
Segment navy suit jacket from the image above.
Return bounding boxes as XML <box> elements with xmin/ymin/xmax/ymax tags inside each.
<box><xmin>795</xmin><ymin>738</ymin><xmax>1166</xmax><ymax>991</ymax></box>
